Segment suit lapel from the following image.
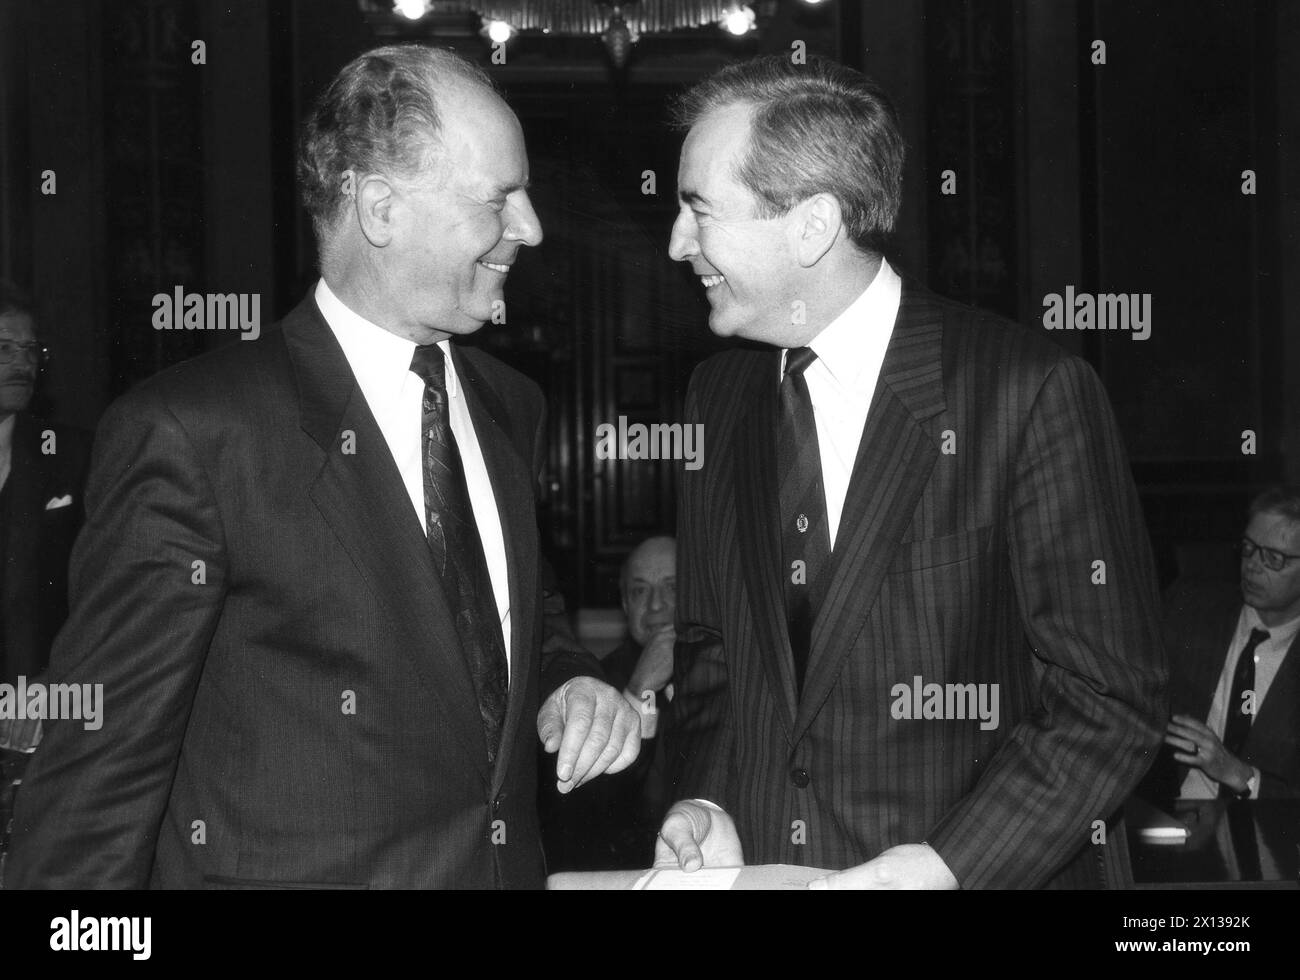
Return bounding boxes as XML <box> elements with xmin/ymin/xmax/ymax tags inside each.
<box><xmin>795</xmin><ymin>284</ymin><xmax>947</xmax><ymax>740</ymax></box>
<box><xmin>1249</xmin><ymin>630</ymin><xmax>1300</xmax><ymax>752</ymax></box>
<box><xmin>283</xmin><ymin>297</ymin><xmax>490</xmax><ymax>785</ymax></box>
<box><xmin>733</xmin><ymin>350</ymin><xmax>798</xmax><ymax>738</ymax></box>
<box><xmin>3</xmin><ymin>418</ymin><xmax>41</xmax><ymax>600</ymax></box>
<box><xmin>1186</xmin><ymin>607</ymin><xmax>1242</xmax><ymax>723</ymax></box>
<box><xmin>2</xmin><ymin>416</ymin><xmax>43</xmax><ymax>657</ymax></box>
<box><xmin>452</xmin><ymin>346</ymin><xmax>539</xmax><ymax>794</ymax></box>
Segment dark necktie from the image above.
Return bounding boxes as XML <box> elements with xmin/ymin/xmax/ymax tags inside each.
<box><xmin>1219</xmin><ymin>627</ymin><xmax>1268</xmax><ymax>797</ymax></box>
<box><xmin>777</xmin><ymin>347</ymin><xmax>831</xmax><ymax>694</ymax></box>
<box><xmin>1222</xmin><ymin>626</ymin><xmax>1266</xmax><ymax>876</ymax></box>
<box><xmin>409</xmin><ymin>344</ymin><xmax>509</xmax><ymax>764</ymax></box>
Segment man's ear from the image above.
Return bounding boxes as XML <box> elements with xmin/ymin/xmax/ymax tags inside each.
<box><xmin>355</xmin><ymin>173</ymin><xmax>396</xmax><ymax>248</ymax></box>
<box><xmin>792</xmin><ymin>193</ymin><xmax>842</xmax><ymax>268</ymax></box>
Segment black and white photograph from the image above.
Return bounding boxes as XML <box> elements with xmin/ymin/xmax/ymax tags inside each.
<box><xmin>0</xmin><ymin>0</ymin><xmax>1295</xmax><ymax>958</ymax></box>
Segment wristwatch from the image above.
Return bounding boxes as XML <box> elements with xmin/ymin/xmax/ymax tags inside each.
<box><xmin>1227</xmin><ymin>766</ymin><xmax>1260</xmax><ymax>800</ymax></box>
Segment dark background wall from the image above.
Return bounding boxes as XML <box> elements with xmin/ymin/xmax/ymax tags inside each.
<box><xmin>1</xmin><ymin>0</ymin><xmax>1295</xmax><ymax>607</ymax></box>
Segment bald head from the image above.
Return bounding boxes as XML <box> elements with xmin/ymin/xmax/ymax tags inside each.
<box><xmin>621</xmin><ymin>536</ymin><xmax>677</xmax><ymax>647</ymax></box>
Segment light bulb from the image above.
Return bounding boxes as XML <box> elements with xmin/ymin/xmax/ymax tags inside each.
<box><xmin>393</xmin><ymin>0</ymin><xmax>427</xmax><ymax>21</ymax></box>
<box><xmin>721</xmin><ymin>6</ymin><xmax>756</xmax><ymax>36</ymax></box>
<box><xmin>486</xmin><ymin>19</ymin><xmax>514</xmax><ymax>44</ymax></box>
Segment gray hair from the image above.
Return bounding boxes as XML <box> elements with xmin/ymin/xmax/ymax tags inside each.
<box><xmin>672</xmin><ymin>54</ymin><xmax>905</xmax><ymax>255</ymax></box>
<box><xmin>0</xmin><ymin>279</ymin><xmax>35</xmax><ymax>321</ymax></box>
<box><xmin>296</xmin><ymin>44</ymin><xmax>493</xmax><ymax>253</ymax></box>
<box><xmin>1248</xmin><ymin>486</ymin><xmax>1300</xmax><ymax>525</ymax></box>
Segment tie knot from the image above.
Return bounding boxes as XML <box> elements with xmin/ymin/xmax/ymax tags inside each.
<box><xmin>1248</xmin><ymin>627</ymin><xmax>1271</xmax><ymax>646</ymax></box>
<box><xmin>410</xmin><ymin>343</ymin><xmax>448</xmax><ymax>389</ymax></box>
<box><xmin>784</xmin><ymin>347</ymin><xmax>817</xmax><ymax>379</ymax></box>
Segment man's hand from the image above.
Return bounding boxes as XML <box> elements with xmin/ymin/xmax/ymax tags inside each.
<box><xmin>537</xmin><ymin>676</ymin><xmax>641</xmax><ymax>793</ymax></box>
<box><xmin>807</xmin><ymin>844</ymin><xmax>958</xmax><ymax>890</ymax></box>
<box><xmin>627</xmin><ymin>625</ymin><xmax>675</xmax><ymax>697</ymax></box>
<box><xmin>654</xmin><ymin>800</ymin><xmax>744</xmax><ymax>872</ymax></box>
<box><xmin>1166</xmin><ymin>714</ymin><xmax>1255</xmax><ymax>794</ymax></box>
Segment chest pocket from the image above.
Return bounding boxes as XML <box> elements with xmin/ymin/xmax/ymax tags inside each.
<box><xmin>888</xmin><ymin>525</ymin><xmax>993</xmax><ymax>573</ymax></box>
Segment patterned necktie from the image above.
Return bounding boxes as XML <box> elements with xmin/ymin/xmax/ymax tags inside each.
<box><xmin>409</xmin><ymin>344</ymin><xmax>509</xmax><ymax>764</ymax></box>
<box><xmin>1220</xmin><ymin>627</ymin><xmax>1268</xmax><ymax>793</ymax></box>
<box><xmin>777</xmin><ymin>347</ymin><xmax>831</xmax><ymax>694</ymax></box>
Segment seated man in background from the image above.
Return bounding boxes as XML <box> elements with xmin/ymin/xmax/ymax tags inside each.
<box><xmin>0</xmin><ymin>283</ymin><xmax>91</xmax><ymax>873</ymax></box>
<box><xmin>598</xmin><ymin>535</ymin><xmax>677</xmax><ymax>862</ymax></box>
<box><xmin>1155</xmin><ymin>487</ymin><xmax>1300</xmax><ymax>799</ymax></box>
<box><xmin>539</xmin><ymin>535</ymin><xmax>677</xmax><ymax>870</ymax></box>
<box><xmin>604</xmin><ymin>535</ymin><xmax>677</xmax><ymax>726</ymax></box>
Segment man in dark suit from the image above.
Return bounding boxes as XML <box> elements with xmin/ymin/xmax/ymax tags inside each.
<box><xmin>5</xmin><ymin>45</ymin><xmax>638</xmax><ymax>889</ymax></box>
<box><xmin>656</xmin><ymin>56</ymin><xmax>1166</xmax><ymax>888</ymax></box>
<box><xmin>554</xmin><ymin>535</ymin><xmax>677</xmax><ymax>868</ymax></box>
<box><xmin>0</xmin><ymin>284</ymin><xmax>90</xmax><ymax>868</ymax></box>
<box><xmin>0</xmin><ymin>284</ymin><xmax>90</xmax><ymax>689</ymax></box>
<box><xmin>1155</xmin><ymin>488</ymin><xmax>1300</xmax><ymax>799</ymax></box>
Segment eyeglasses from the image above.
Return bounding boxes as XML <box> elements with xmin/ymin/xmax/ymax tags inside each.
<box><xmin>1238</xmin><ymin>536</ymin><xmax>1300</xmax><ymax>572</ymax></box>
<box><xmin>0</xmin><ymin>341</ymin><xmax>49</xmax><ymax>366</ymax></box>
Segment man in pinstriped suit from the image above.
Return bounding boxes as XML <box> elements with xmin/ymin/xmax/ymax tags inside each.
<box><xmin>655</xmin><ymin>55</ymin><xmax>1167</xmax><ymax>888</ymax></box>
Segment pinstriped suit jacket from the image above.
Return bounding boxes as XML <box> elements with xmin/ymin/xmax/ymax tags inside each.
<box><xmin>668</xmin><ymin>280</ymin><xmax>1168</xmax><ymax>889</ymax></box>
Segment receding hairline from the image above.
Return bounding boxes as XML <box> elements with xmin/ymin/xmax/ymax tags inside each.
<box><xmin>619</xmin><ymin>536</ymin><xmax>677</xmax><ymax>595</ymax></box>
<box><xmin>312</xmin><ymin>69</ymin><xmax>516</xmax><ymax>266</ymax></box>
<box><xmin>675</xmin><ymin>100</ymin><xmax>759</xmax><ymax>198</ymax></box>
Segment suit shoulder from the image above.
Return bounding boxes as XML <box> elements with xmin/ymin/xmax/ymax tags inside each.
<box><xmin>107</xmin><ymin>325</ymin><xmax>292</xmax><ymax>425</ymax></box>
<box><xmin>902</xmin><ymin>285</ymin><xmax>1093</xmax><ymax>401</ymax></box>
<box><xmin>687</xmin><ymin>347</ymin><xmax>770</xmax><ymax>399</ymax></box>
<box><xmin>1163</xmin><ymin>580</ymin><xmax>1241</xmax><ymax>626</ymax></box>
<box><xmin>16</xmin><ymin>415</ymin><xmax>92</xmax><ymax>490</ymax></box>
<box><xmin>460</xmin><ymin>344</ymin><xmax>542</xmax><ymax>398</ymax></box>
<box><xmin>934</xmin><ymin>295</ymin><xmax>1071</xmax><ymax>372</ymax></box>
<box><xmin>20</xmin><ymin>414</ymin><xmax>92</xmax><ymax>455</ymax></box>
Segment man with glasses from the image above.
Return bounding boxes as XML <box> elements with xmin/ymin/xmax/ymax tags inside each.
<box><xmin>0</xmin><ymin>281</ymin><xmax>91</xmax><ymax>871</ymax></box>
<box><xmin>1160</xmin><ymin>487</ymin><xmax>1300</xmax><ymax>798</ymax></box>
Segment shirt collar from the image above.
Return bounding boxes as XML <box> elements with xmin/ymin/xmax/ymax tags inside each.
<box><xmin>314</xmin><ymin>278</ymin><xmax>459</xmax><ymax>404</ymax></box>
<box><xmin>782</xmin><ymin>257</ymin><xmax>902</xmax><ymax>394</ymax></box>
<box><xmin>1243</xmin><ymin>603</ymin><xmax>1300</xmax><ymax>650</ymax></box>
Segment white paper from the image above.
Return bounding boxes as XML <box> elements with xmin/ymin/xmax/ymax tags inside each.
<box><xmin>636</xmin><ymin>866</ymin><xmax>744</xmax><ymax>890</ymax></box>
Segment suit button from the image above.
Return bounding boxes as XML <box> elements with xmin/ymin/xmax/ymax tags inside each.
<box><xmin>492</xmin><ymin>796</ymin><xmax>503</xmax><ymax>813</ymax></box>
<box><xmin>790</xmin><ymin>767</ymin><xmax>809</xmax><ymax>788</ymax></box>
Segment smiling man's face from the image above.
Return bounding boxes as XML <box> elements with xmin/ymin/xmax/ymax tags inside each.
<box><xmin>668</xmin><ymin>104</ymin><xmax>803</xmax><ymax>346</ymax></box>
<box><xmin>0</xmin><ymin>311</ymin><xmax>38</xmax><ymax>417</ymax></box>
<box><xmin>384</xmin><ymin>84</ymin><xmax>543</xmax><ymax>344</ymax></box>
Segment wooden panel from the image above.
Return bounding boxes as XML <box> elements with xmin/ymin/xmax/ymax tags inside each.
<box><xmin>1089</xmin><ymin>0</ymin><xmax>1276</xmax><ymax>464</ymax></box>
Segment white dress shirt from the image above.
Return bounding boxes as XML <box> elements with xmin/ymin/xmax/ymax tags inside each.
<box><xmin>1179</xmin><ymin>604</ymin><xmax>1300</xmax><ymax>798</ymax></box>
<box><xmin>780</xmin><ymin>258</ymin><xmax>902</xmax><ymax>548</ymax></box>
<box><xmin>314</xmin><ymin>279</ymin><xmax>512</xmax><ymax>673</ymax></box>
<box><xmin>693</xmin><ymin>262</ymin><xmax>901</xmax><ymax>815</ymax></box>
<box><xmin>0</xmin><ymin>413</ymin><xmax>14</xmax><ymax>492</ymax></box>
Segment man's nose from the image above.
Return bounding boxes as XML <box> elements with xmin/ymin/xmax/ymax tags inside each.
<box><xmin>668</xmin><ymin>211</ymin><xmax>697</xmax><ymax>263</ymax></box>
<box><xmin>506</xmin><ymin>191</ymin><xmax>543</xmax><ymax>248</ymax></box>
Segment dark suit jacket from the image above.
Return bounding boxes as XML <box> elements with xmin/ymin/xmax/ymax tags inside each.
<box><xmin>1</xmin><ymin>413</ymin><xmax>91</xmax><ymax>686</ymax></box>
<box><xmin>668</xmin><ymin>280</ymin><xmax>1167</xmax><ymax>889</ymax></box>
<box><xmin>1147</xmin><ymin>582</ymin><xmax>1300</xmax><ymax>798</ymax></box>
<box><xmin>5</xmin><ymin>294</ymin><xmax>593</xmax><ymax>889</ymax></box>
